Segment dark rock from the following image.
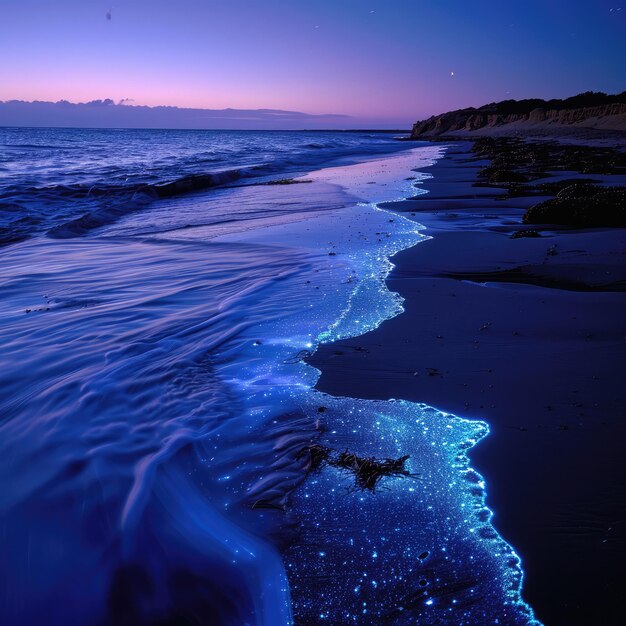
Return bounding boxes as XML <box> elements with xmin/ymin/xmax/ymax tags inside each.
<box><xmin>261</xmin><ymin>178</ymin><xmax>312</xmax><ymax>186</ymax></box>
<box><xmin>537</xmin><ymin>179</ymin><xmax>600</xmax><ymax>195</ymax></box>
<box><xmin>524</xmin><ymin>186</ymin><xmax>626</xmax><ymax>227</ymax></box>
<box><xmin>485</xmin><ymin>169</ymin><xmax>530</xmax><ymax>184</ymax></box>
<box><xmin>510</xmin><ymin>230</ymin><xmax>541</xmax><ymax>239</ymax></box>
<box><xmin>556</xmin><ymin>183</ymin><xmax>601</xmax><ymax>200</ymax></box>
<box><xmin>504</xmin><ymin>183</ymin><xmax>534</xmax><ymax>197</ymax></box>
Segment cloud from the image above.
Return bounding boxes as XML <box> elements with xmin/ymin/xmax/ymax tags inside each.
<box><xmin>0</xmin><ymin>98</ymin><xmax>351</xmax><ymax>130</ymax></box>
<box><xmin>84</xmin><ymin>99</ymin><xmax>116</xmax><ymax>106</ymax></box>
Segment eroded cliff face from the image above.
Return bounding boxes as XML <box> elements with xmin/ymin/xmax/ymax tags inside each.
<box><xmin>411</xmin><ymin>102</ymin><xmax>626</xmax><ymax>137</ymax></box>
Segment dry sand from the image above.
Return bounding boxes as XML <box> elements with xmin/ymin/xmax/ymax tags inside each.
<box><xmin>440</xmin><ymin>124</ymin><xmax>626</xmax><ymax>147</ymax></box>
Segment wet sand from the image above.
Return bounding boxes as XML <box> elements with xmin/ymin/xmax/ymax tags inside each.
<box><xmin>309</xmin><ymin>142</ymin><xmax>626</xmax><ymax>625</ymax></box>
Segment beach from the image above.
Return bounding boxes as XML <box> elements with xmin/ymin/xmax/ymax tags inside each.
<box><xmin>3</xmin><ymin>0</ymin><xmax>625</xmax><ymax>622</ymax></box>
<box><xmin>310</xmin><ymin>137</ymin><xmax>626</xmax><ymax>625</ymax></box>
<box><xmin>1</xmin><ymin>125</ymin><xmax>623</xmax><ymax>624</ymax></box>
<box><xmin>2</xmin><ymin>130</ymin><xmax>542</xmax><ymax>625</ymax></box>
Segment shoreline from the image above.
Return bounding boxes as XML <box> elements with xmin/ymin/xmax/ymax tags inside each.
<box><xmin>0</xmin><ymin>139</ymin><xmax>446</xmax><ymax>626</ymax></box>
<box><xmin>210</xmin><ymin>145</ymin><xmax>537</xmax><ymax>623</ymax></box>
<box><xmin>309</xmin><ymin>139</ymin><xmax>626</xmax><ymax>625</ymax></box>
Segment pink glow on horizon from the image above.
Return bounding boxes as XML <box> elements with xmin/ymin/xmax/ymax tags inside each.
<box><xmin>1</xmin><ymin>0</ymin><xmax>625</xmax><ymax>128</ymax></box>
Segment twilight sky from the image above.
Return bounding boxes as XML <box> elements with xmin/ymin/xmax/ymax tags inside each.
<box><xmin>1</xmin><ymin>0</ymin><xmax>625</xmax><ymax>128</ymax></box>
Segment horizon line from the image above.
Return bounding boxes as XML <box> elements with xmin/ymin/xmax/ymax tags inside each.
<box><xmin>0</xmin><ymin>124</ymin><xmax>411</xmax><ymax>133</ymax></box>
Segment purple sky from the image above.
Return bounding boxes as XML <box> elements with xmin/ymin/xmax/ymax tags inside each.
<box><xmin>1</xmin><ymin>0</ymin><xmax>625</xmax><ymax>128</ymax></box>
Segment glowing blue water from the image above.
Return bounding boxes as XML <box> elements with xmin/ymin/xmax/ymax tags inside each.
<box><xmin>0</xmin><ymin>131</ymin><xmax>539</xmax><ymax>625</ymax></box>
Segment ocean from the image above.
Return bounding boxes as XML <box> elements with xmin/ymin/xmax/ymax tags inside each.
<box><xmin>0</xmin><ymin>128</ymin><xmax>538</xmax><ymax>625</ymax></box>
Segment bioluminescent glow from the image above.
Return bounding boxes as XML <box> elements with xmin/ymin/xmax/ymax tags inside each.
<box><xmin>0</xmin><ymin>132</ymin><xmax>539</xmax><ymax>624</ymax></box>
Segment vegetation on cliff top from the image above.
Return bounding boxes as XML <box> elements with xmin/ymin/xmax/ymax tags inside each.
<box><xmin>421</xmin><ymin>91</ymin><xmax>626</xmax><ymax>121</ymax></box>
<box><xmin>473</xmin><ymin>91</ymin><xmax>626</xmax><ymax>116</ymax></box>
<box><xmin>411</xmin><ymin>91</ymin><xmax>626</xmax><ymax>136</ymax></box>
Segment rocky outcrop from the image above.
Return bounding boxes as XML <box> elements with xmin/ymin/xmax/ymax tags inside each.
<box><xmin>411</xmin><ymin>93</ymin><xmax>626</xmax><ymax>137</ymax></box>
<box><xmin>523</xmin><ymin>185</ymin><xmax>626</xmax><ymax>228</ymax></box>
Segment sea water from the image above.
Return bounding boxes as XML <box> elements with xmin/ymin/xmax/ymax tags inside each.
<box><xmin>0</xmin><ymin>128</ymin><xmax>538</xmax><ymax>625</ymax></box>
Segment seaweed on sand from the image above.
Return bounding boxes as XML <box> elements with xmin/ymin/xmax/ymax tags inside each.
<box><xmin>331</xmin><ymin>452</ymin><xmax>416</xmax><ymax>492</ymax></box>
<box><xmin>297</xmin><ymin>444</ymin><xmax>418</xmax><ymax>492</ymax></box>
<box><xmin>296</xmin><ymin>443</ymin><xmax>332</xmax><ymax>471</ymax></box>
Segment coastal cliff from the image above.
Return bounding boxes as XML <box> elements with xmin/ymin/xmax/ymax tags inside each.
<box><xmin>411</xmin><ymin>91</ymin><xmax>626</xmax><ymax>137</ymax></box>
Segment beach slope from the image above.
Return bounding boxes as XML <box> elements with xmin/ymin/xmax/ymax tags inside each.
<box><xmin>310</xmin><ymin>139</ymin><xmax>626</xmax><ymax>625</ymax></box>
